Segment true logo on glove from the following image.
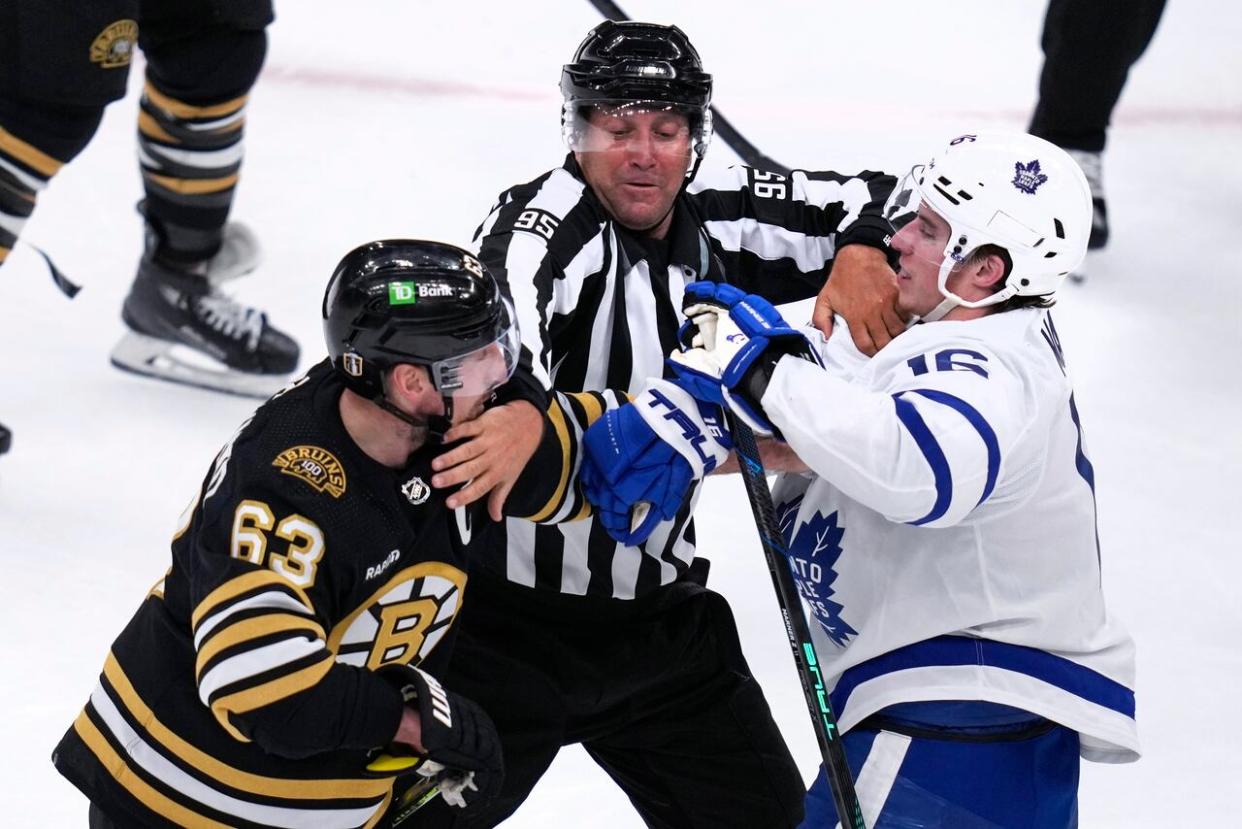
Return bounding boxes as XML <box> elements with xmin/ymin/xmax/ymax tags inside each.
<box><xmin>646</xmin><ymin>389</ymin><xmax>718</xmax><ymax>473</ymax></box>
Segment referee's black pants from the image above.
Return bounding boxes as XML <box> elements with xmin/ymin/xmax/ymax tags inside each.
<box><xmin>1029</xmin><ymin>0</ymin><xmax>1168</xmax><ymax>152</ymax></box>
<box><xmin>425</xmin><ymin>567</ymin><xmax>806</xmax><ymax>828</ymax></box>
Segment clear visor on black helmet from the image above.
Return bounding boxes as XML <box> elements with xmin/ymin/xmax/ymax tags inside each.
<box><xmin>429</xmin><ymin>297</ymin><xmax>521</xmax><ymax>397</ymax></box>
<box><xmin>562</xmin><ymin>99</ymin><xmax>712</xmax><ymax>173</ymax></box>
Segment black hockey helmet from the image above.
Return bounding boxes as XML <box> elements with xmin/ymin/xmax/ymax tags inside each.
<box><xmin>322</xmin><ymin>240</ymin><xmax>519</xmax><ymax>404</ymax></box>
<box><xmin>561</xmin><ymin>21</ymin><xmax>714</xmax><ymax>162</ymax></box>
<box><xmin>562</xmin><ymin>21</ymin><xmax>712</xmax><ymax>112</ymax></box>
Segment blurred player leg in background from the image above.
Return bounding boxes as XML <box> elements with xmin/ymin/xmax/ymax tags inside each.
<box><xmin>0</xmin><ymin>0</ymin><xmax>298</xmax><ymax>441</ymax></box>
<box><xmin>112</xmin><ymin>0</ymin><xmax>298</xmax><ymax>395</ymax></box>
<box><xmin>1029</xmin><ymin>0</ymin><xmax>1168</xmax><ymax>249</ymax></box>
<box><xmin>1</xmin><ymin>2</ymin><xmax>128</xmax><ymax>458</ymax></box>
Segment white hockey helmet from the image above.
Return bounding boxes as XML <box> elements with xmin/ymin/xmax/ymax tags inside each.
<box><xmin>884</xmin><ymin>132</ymin><xmax>1093</xmax><ymax>316</ymax></box>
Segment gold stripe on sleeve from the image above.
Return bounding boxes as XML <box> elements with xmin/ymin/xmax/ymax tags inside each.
<box><xmin>565</xmin><ymin>391</ymin><xmax>605</xmax><ymax>427</ymax></box>
<box><xmin>194</xmin><ymin>613</ymin><xmax>327</xmax><ymax>680</ymax></box>
<box><xmin>522</xmin><ymin>401</ymin><xmax>573</xmax><ymax>523</ymax></box>
<box><xmin>209</xmin><ymin>656</ymin><xmax>335</xmax><ymax>734</ymax></box>
<box><xmin>192</xmin><ymin>570</ymin><xmax>313</xmax><ymax>631</ymax></box>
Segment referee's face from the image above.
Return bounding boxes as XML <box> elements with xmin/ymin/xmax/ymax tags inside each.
<box><xmin>576</xmin><ymin>106</ymin><xmax>692</xmax><ymax>239</ymax></box>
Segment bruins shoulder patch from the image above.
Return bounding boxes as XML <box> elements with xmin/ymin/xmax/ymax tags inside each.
<box><xmin>273</xmin><ymin>445</ymin><xmax>347</xmax><ymax>498</ymax></box>
<box><xmin>90</xmin><ymin>20</ymin><xmax>138</xmax><ymax>69</ymax></box>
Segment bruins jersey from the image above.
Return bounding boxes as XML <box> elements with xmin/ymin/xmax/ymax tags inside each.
<box><xmin>53</xmin><ymin>359</ymin><xmax>567</xmax><ymax>828</ymax></box>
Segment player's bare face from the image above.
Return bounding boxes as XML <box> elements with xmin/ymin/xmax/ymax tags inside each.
<box><xmin>576</xmin><ymin>107</ymin><xmax>692</xmax><ymax>239</ymax></box>
<box><xmin>890</xmin><ymin>204</ymin><xmax>953</xmax><ymax>317</ymax></box>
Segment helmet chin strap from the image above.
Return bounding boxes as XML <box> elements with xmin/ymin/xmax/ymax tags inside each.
<box><xmin>909</xmin><ymin>255</ymin><xmax>964</xmax><ymax>325</ymax></box>
<box><xmin>910</xmin><ymin>247</ymin><xmax>1011</xmax><ymax>325</ymax></box>
<box><xmin>375</xmin><ymin>395</ymin><xmax>453</xmax><ymax>445</ymax></box>
<box><xmin>913</xmin><ymin>296</ymin><xmax>960</xmax><ymax>324</ymax></box>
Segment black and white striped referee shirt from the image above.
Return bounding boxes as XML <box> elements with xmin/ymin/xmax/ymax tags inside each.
<box><xmin>474</xmin><ymin>154</ymin><xmax>895</xmax><ymax>600</ymax></box>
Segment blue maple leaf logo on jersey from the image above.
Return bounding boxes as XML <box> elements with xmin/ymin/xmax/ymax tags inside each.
<box><xmin>1012</xmin><ymin>159</ymin><xmax>1048</xmax><ymax>194</ymax></box>
<box><xmin>776</xmin><ymin>495</ymin><xmax>858</xmax><ymax>647</ymax></box>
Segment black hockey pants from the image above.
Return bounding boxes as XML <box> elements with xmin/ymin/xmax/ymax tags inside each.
<box><xmin>417</xmin><ymin>567</ymin><xmax>806</xmax><ymax>829</ymax></box>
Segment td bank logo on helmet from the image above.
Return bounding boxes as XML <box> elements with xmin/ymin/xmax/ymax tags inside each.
<box><xmin>387</xmin><ymin>281</ymin><xmax>455</xmax><ymax>305</ymax></box>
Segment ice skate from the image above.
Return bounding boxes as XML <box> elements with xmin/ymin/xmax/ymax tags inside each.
<box><xmin>206</xmin><ymin>221</ymin><xmax>262</xmax><ymax>285</ymax></box>
<box><xmin>110</xmin><ymin>226</ymin><xmax>299</xmax><ymax>398</ymax></box>
<box><xmin>1066</xmin><ymin>149</ymin><xmax>1108</xmax><ymax>250</ymax></box>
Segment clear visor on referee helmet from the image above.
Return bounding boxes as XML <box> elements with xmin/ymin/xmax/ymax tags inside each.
<box><xmin>563</xmin><ymin>100</ymin><xmax>712</xmax><ymax>176</ymax></box>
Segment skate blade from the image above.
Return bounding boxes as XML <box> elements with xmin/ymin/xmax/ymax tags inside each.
<box><xmin>110</xmin><ymin>331</ymin><xmax>292</xmax><ymax>400</ymax></box>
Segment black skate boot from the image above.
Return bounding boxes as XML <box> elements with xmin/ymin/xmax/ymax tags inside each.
<box><xmin>110</xmin><ymin>221</ymin><xmax>300</xmax><ymax>398</ymax></box>
<box><xmin>1066</xmin><ymin>149</ymin><xmax>1108</xmax><ymax>250</ymax></box>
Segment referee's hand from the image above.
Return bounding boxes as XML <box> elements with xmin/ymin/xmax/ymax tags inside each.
<box><xmin>432</xmin><ymin>399</ymin><xmax>543</xmax><ymax>520</ymax></box>
<box><xmin>813</xmin><ymin>243</ymin><xmax>904</xmax><ymax>355</ymax></box>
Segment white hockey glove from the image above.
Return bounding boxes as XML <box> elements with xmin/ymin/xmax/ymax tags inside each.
<box><xmin>670</xmin><ymin>281</ymin><xmax>823</xmax><ymax>436</ymax></box>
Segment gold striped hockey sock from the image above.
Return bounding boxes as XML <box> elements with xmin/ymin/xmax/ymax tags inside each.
<box><xmin>0</xmin><ymin>124</ymin><xmax>64</xmax><ymax>266</ymax></box>
<box><xmin>137</xmin><ymin>82</ymin><xmax>248</xmax><ymax>258</ymax></box>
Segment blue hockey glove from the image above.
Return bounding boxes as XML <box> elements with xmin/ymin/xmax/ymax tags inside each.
<box><xmin>581</xmin><ymin>378</ymin><xmax>732</xmax><ymax>546</ymax></box>
<box><xmin>670</xmin><ymin>281</ymin><xmax>822</xmax><ymax>435</ymax></box>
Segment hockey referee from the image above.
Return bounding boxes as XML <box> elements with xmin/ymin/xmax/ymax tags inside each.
<box><xmin>419</xmin><ymin>21</ymin><xmax>903</xmax><ymax>829</ymax></box>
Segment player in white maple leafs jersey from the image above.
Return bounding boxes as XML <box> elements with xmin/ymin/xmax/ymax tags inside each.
<box><xmin>588</xmin><ymin>132</ymin><xmax>1139</xmax><ymax>828</ymax></box>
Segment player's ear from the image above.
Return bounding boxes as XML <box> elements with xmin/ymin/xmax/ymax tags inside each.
<box><xmin>972</xmin><ymin>251</ymin><xmax>1008</xmax><ymax>292</ymax></box>
<box><xmin>388</xmin><ymin>364</ymin><xmax>433</xmax><ymax>406</ymax></box>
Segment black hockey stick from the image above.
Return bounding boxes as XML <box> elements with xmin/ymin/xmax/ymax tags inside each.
<box><xmin>389</xmin><ymin>778</ymin><xmax>440</xmax><ymax>826</ymax></box>
<box><xmin>363</xmin><ymin>755</ymin><xmax>441</xmax><ymax>824</ymax></box>
<box><xmin>582</xmin><ymin>0</ymin><xmax>791</xmax><ymax>174</ymax></box>
<box><xmin>727</xmin><ymin>414</ymin><xmax>866</xmax><ymax>829</ymax></box>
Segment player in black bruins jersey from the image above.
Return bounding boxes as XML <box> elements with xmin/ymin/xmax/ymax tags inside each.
<box><xmin>52</xmin><ymin>239</ymin><xmax>575</xmax><ymax>828</ymax></box>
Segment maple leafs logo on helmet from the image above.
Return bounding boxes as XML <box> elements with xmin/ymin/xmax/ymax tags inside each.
<box><xmin>883</xmin><ymin>132</ymin><xmax>1093</xmax><ymax>309</ymax></box>
<box><xmin>1012</xmin><ymin>159</ymin><xmax>1050</xmax><ymax>195</ymax></box>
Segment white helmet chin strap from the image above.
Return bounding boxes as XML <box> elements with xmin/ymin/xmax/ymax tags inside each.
<box><xmin>915</xmin><ymin>296</ymin><xmax>960</xmax><ymax>324</ymax></box>
<box><xmin>909</xmin><ymin>245</ymin><xmax>1016</xmax><ymax>325</ymax></box>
